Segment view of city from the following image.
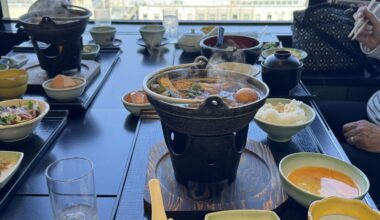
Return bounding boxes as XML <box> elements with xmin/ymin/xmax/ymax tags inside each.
<box><xmin>3</xmin><ymin>0</ymin><xmax>308</xmax><ymax>21</ymax></box>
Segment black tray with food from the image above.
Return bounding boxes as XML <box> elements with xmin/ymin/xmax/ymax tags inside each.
<box><xmin>0</xmin><ymin>110</ymin><xmax>68</xmax><ymax>212</ymax></box>
<box><xmin>6</xmin><ymin>50</ymin><xmax>120</xmax><ymax>114</ymax></box>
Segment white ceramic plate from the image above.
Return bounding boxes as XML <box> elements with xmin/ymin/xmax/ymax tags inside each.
<box><xmin>0</xmin><ymin>151</ymin><xmax>24</xmax><ymax>188</ymax></box>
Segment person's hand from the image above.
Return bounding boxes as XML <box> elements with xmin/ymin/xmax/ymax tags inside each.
<box><xmin>353</xmin><ymin>7</ymin><xmax>380</xmax><ymax>50</ymax></box>
<box><xmin>343</xmin><ymin>120</ymin><xmax>380</xmax><ymax>153</ymax></box>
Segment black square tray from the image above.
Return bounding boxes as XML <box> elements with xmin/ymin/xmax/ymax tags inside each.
<box><xmin>7</xmin><ymin>49</ymin><xmax>120</xmax><ymax>114</ymax></box>
<box><xmin>0</xmin><ymin>110</ymin><xmax>68</xmax><ymax>212</ymax></box>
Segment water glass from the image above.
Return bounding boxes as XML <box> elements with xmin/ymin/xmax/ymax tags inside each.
<box><xmin>163</xmin><ymin>8</ymin><xmax>179</xmax><ymax>43</ymax></box>
<box><xmin>46</xmin><ymin>157</ymin><xmax>99</xmax><ymax>220</ymax></box>
<box><xmin>92</xmin><ymin>0</ymin><xmax>112</xmax><ymax>26</ymax></box>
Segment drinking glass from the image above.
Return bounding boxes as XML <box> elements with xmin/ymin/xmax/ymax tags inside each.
<box><xmin>92</xmin><ymin>0</ymin><xmax>112</xmax><ymax>26</ymax></box>
<box><xmin>163</xmin><ymin>8</ymin><xmax>179</xmax><ymax>43</ymax></box>
<box><xmin>46</xmin><ymin>157</ymin><xmax>99</xmax><ymax>220</ymax></box>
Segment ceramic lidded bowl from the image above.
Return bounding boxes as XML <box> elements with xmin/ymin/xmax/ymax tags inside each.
<box><xmin>139</xmin><ymin>25</ymin><xmax>165</xmax><ymax>47</ymax></box>
<box><xmin>261</xmin><ymin>50</ymin><xmax>303</xmax><ymax>96</ymax></box>
<box><xmin>177</xmin><ymin>29</ymin><xmax>204</xmax><ymax>53</ymax></box>
<box><xmin>89</xmin><ymin>26</ymin><xmax>116</xmax><ymax>46</ymax></box>
<box><xmin>279</xmin><ymin>152</ymin><xmax>370</xmax><ymax>208</ymax></box>
<box><xmin>0</xmin><ymin>69</ymin><xmax>28</xmax><ymax>99</ymax></box>
<box><xmin>308</xmin><ymin>197</ymin><xmax>380</xmax><ymax>220</ymax></box>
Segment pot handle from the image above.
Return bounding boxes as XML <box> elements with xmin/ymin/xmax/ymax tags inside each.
<box><xmin>199</xmin><ymin>95</ymin><xmax>228</xmax><ymax>112</ymax></box>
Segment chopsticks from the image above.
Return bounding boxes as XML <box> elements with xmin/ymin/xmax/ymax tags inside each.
<box><xmin>349</xmin><ymin>0</ymin><xmax>380</xmax><ymax>40</ymax></box>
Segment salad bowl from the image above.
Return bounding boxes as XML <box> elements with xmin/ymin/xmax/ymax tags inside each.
<box><xmin>0</xmin><ymin>99</ymin><xmax>49</xmax><ymax>142</ymax></box>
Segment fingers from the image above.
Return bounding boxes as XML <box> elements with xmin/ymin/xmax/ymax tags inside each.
<box><xmin>363</xmin><ymin>7</ymin><xmax>380</xmax><ymax>25</ymax></box>
<box><xmin>354</xmin><ymin>6</ymin><xmax>365</xmax><ymax>21</ymax></box>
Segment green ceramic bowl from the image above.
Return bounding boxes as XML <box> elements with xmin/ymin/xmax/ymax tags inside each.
<box><xmin>279</xmin><ymin>152</ymin><xmax>370</xmax><ymax>208</ymax></box>
<box><xmin>0</xmin><ymin>63</ymin><xmax>9</xmax><ymax>70</ymax></box>
<box><xmin>262</xmin><ymin>47</ymin><xmax>308</xmax><ymax>61</ymax></box>
<box><xmin>82</xmin><ymin>44</ymin><xmax>100</xmax><ymax>60</ymax></box>
<box><xmin>254</xmin><ymin>98</ymin><xmax>316</xmax><ymax>142</ymax></box>
<box><xmin>205</xmin><ymin>210</ymin><xmax>280</xmax><ymax>220</ymax></box>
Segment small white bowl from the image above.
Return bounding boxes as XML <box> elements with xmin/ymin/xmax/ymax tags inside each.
<box><xmin>42</xmin><ymin>77</ymin><xmax>86</xmax><ymax>102</ymax></box>
<box><xmin>254</xmin><ymin>98</ymin><xmax>316</xmax><ymax>142</ymax></box>
<box><xmin>0</xmin><ymin>99</ymin><xmax>49</xmax><ymax>142</ymax></box>
<box><xmin>0</xmin><ymin>151</ymin><xmax>24</xmax><ymax>188</ymax></box>
<box><xmin>122</xmin><ymin>91</ymin><xmax>154</xmax><ymax>116</ymax></box>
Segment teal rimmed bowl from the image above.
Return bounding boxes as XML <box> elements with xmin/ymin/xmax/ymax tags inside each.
<box><xmin>279</xmin><ymin>152</ymin><xmax>370</xmax><ymax>208</ymax></box>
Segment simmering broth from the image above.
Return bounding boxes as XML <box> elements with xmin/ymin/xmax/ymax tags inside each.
<box><xmin>288</xmin><ymin>166</ymin><xmax>360</xmax><ymax>198</ymax></box>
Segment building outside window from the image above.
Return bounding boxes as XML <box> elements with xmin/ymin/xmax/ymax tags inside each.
<box><xmin>2</xmin><ymin>0</ymin><xmax>308</xmax><ymax>22</ymax></box>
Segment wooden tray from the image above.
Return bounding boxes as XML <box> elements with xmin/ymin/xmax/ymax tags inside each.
<box><xmin>143</xmin><ymin>140</ymin><xmax>288</xmax><ymax>218</ymax></box>
<box><xmin>0</xmin><ymin>110</ymin><xmax>68</xmax><ymax>212</ymax></box>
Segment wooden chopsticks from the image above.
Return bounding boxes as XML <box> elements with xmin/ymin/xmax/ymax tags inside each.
<box><xmin>349</xmin><ymin>0</ymin><xmax>379</xmax><ymax>40</ymax></box>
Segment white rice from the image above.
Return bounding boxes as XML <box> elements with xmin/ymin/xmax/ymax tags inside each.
<box><xmin>255</xmin><ymin>99</ymin><xmax>308</xmax><ymax>125</ymax></box>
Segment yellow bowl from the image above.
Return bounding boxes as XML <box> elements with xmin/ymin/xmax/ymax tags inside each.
<box><xmin>308</xmin><ymin>197</ymin><xmax>380</xmax><ymax>220</ymax></box>
<box><xmin>0</xmin><ymin>69</ymin><xmax>28</xmax><ymax>99</ymax></box>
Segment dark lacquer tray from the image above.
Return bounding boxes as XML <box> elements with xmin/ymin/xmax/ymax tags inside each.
<box><xmin>7</xmin><ymin>50</ymin><xmax>120</xmax><ymax>114</ymax></box>
<box><xmin>0</xmin><ymin>110</ymin><xmax>68</xmax><ymax>212</ymax></box>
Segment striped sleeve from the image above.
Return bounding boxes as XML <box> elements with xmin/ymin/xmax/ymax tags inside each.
<box><xmin>361</xmin><ymin>43</ymin><xmax>380</xmax><ymax>60</ymax></box>
<box><xmin>367</xmin><ymin>91</ymin><xmax>380</xmax><ymax>125</ymax></box>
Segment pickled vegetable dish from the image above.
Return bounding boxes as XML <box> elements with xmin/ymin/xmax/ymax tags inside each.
<box><xmin>0</xmin><ymin>101</ymin><xmax>40</xmax><ymax>125</ymax></box>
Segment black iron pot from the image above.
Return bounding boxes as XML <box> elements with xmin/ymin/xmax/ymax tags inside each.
<box><xmin>143</xmin><ymin>57</ymin><xmax>269</xmax><ymax>185</ymax></box>
<box><xmin>200</xmin><ymin>35</ymin><xmax>263</xmax><ymax>65</ymax></box>
<box><xmin>261</xmin><ymin>50</ymin><xmax>303</xmax><ymax>96</ymax></box>
<box><xmin>17</xmin><ymin>4</ymin><xmax>91</xmax><ymax>77</ymax></box>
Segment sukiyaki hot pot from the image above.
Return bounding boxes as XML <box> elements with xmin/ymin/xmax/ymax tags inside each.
<box><xmin>143</xmin><ymin>57</ymin><xmax>269</xmax><ymax>185</ymax></box>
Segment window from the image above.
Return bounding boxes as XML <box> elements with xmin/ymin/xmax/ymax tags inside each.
<box><xmin>2</xmin><ymin>0</ymin><xmax>308</xmax><ymax>22</ymax></box>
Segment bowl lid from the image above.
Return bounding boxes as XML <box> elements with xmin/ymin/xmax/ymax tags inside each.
<box><xmin>262</xmin><ymin>50</ymin><xmax>302</xmax><ymax>70</ymax></box>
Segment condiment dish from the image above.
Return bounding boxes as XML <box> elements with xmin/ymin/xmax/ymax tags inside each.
<box><xmin>0</xmin><ymin>151</ymin><xmax>24</xmax><ymax>188</ymax></box>
<box><xmin>122</xmin><ymin>91</ymin><xmax>154</xmax><ymax>116</ymax></box>
<box><xmin>0</xmin><ymin>69</ymin><xmax>28</xmax><ymax>99</ymax></box>
<box><xmin>42</xmin><ymin>77</ymin><xmax>86</xmax><ymax>102</ymax></box>
<box><xmin>204</xmin><ymin>210</ymin><xmax>280</xmax><ymax>220</ymax></box>
<box><xmin>0</xmin><ymin>99</ymin><xmax>49</xmax><ymax>142</ymax></box>
<box><xmin>308</xmin><ymin>197</ymin><xmax>380</xmax><ymax>220</ymax></box>
<box><xmin>279</xmin><ymin>152</ymin><xmax>370</xmax><ymax>208</ymax></box>
<box><xmin>82</xmin><ymin>44</ymin><xmax>100</xmax><ymax>60</ymax></box>
<box><xmin>254</xmin><ymin>98</ymin><xmax>315</xmax><ymax>142</ymax></box>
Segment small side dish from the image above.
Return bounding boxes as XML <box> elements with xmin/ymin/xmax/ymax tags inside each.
<box><xmin>0</xmin><ymin>69</ymin><xmax>28</xmax><ymax>99</ymax></box>
<box><xmin>279</xmin><ymin>152</ymin><xmax>370</xmax><ymax>207</ymax></box>
<box><xmin>0</xmin><ymin>151</ymin><xmax>24</xmax><ymax>188</ymax></box>
<box><xmin>308</xmin><ymin>197</ymin><xmax>380</xmax><ymax>220</ymax></box>
<box><xmin>254</xmin><ymin>98</ymin><xmax>315</xmax><ymax>142</ymax></box>
<box><xmin>122</xmin><ymin>90</ymin><xmax>154</xmax><ymax>116</ymax></box>
<box><xmin>81</xmin><ymin>44</ymin><xmax>100</xmax><ymax>60</ymax></box>
<box><xmin>0</xmin><ymin>99</ymin><xmax>49</xmax><ymax>142</ymax></box>
<box><xmin>0</xmin><ymin>100</ymin><xmax>40</xmax><ymax>125</ymax></box>
<box><xmin>205</xmin><ymin>210</ymin><xmax>280</xmax><ymax>220</ymax></box>
<box><xmin>42</xmin><ymin>75</ymin><xmax>86</xmax><ymax>102</ymax></box>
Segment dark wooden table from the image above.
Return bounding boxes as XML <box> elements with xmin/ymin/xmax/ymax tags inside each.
<box><xmin>0</xmin><ymin>23</ymin><xmax>376</xmax><ymax>220</ymax></box>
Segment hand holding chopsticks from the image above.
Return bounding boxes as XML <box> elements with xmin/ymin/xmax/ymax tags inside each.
<box><xmin>349</xmin><ymin>0</ymin><xmax>380</xmax><ymax>40</ymax></box>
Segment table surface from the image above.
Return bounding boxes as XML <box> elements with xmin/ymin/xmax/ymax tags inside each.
<box><xmin>0</xmin><ymin>24</ymin><xmax>376</xmax><ymax>220</ymax></box>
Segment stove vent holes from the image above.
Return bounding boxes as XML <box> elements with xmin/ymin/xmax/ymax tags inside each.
<box><xmin>167</xmin><ymin>132</ymin><xmax>187</xmax><ymax>156</ymax></box>
<box><xmin>233</xmin><ymin>127</ymin><xmax>248</xmax><ymax>153</ymax></box>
